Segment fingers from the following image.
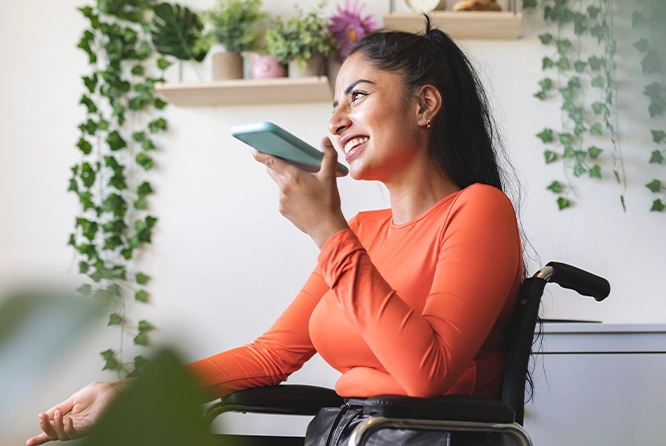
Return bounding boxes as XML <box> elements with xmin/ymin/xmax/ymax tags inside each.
<box><xmin>26</xmin><ymin>432</ymin><xmax>51</xmax><ymax>446</ymax></box>
<box><xmin>53</xmin><ymin>410</ymin><xmax>71</xmax><ymax>440</ymax></box>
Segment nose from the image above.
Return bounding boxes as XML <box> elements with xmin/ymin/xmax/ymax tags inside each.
<box><xmin>328</xmin><ymin>106</ymin><xmax>351</xmax><ymax>135</ymax></box>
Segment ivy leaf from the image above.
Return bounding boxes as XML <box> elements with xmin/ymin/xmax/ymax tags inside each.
<box><xmin>642</xmin><ymin>50</ymin><xmax>662</xmax><ymax>74</ymax></box>
<box><xmin>107</xmin><ymin>283</ymin><xmax>122</xmax><ymax>296</ymax></box>
<box><xmin>133</xmin><ymin>332</ymin><xmax>149</xmax><ymax>346</ymax></box>
<box><xmin>557</xmin><ymin>197</ymin><xmax>571</xmax><ymax>210</ymax></box>
<box><xmin>154</xmin><ymin>98</ymin><xmax>168</xmax><ymax>110</ymax></box>
<box><xmin>108</xmin><ymin>173</ymin><xmax>127</xmax><ymax>190</ymax></box>
<box><xmin>591</xmin><ymin>102</ymin><xmax>606</xmax><ymax>115</ymax></box>
<box><xmin>133</xmin><ymin>131</ymin><xmax>146</xmax><ymax>141</ymax></box>
<box><xmin>634</xmin><ymin>38</ymin><xmax>650</xmax><ymax>53</ymax></box>
<box><xmin>126</xmin><ymin>355</ymin><xmax>149</xmax><ymax>378</ymax></box>
<box><xmin>644</xmin><ymin>82</ymin><xmax>666</xmax><ymax>117</ymax></box>
<box><xmin>646</xmin><ymin>179</ymin><xmax>663</xmax><ymax>193</ymax></box>
<box><xmin>106</xmin><ymin>130</ymin><xmax>128</xmax><ymax>151</ymax></box>
<box><xmin>563</xmin><ymin>146</ymin><xmax>576</xmax><ymax>159</ymax></box>
<box><xmin>121</xmin><ymin>248</ymin><xmax>133</xmax><ymax>260</ymax></box>
<box><xmin>131</xmin><ymin>64</ymin><xmax>145</xmax><ymax>76</ymax></box>
<box><xmin>591</xmin><ymin>75</ymin><xmax>605</xmax><ymax>88</ymax></box>
<box><xmin>80</xmin><ymin>95</ymin><xmax>98</xmax><ymax>114</ymax></box>
<box><xmin>590</xmin><ymin>123</ymin><xmax>603</xmax><ymax>136</ymax></box>
<box><xmin>135</xmin><ymin>289</ymin><xmax>149</xmax><ymax>302</ymax></box>
<box><xmin>138</xmin><ymin>320</ymin><xmax>154</xmax><ymax>332</ymax></box>
<box><xmin>546</xmin><ymin>181</ymin><xmax>561</xmax><ymax>194</ymax></box>
<box><xmin>652</xmin><ymin>130</ymin><xmax>666</xmax><ymax>143</ymax></box>
<box><xmin>100</xmin><ymin>349</ymin><xmax>119</xmax><ymax>371</ymax></box>
<box><xmin>138</xmin><ymin>181</ymin><xmax>153</xmax><ymax>196</ymax></box>
<box><xmin>136</xmin><ymin>273</ymin><xmax>150</xmax><ymax>285</ymax></box>
<box><xmin>102</xmin><ymin>219</ymin><xmax>127</xmax><ymax>234</ymax></box>
<box><xmin>108</xmin><ymin>313</ymin><xmax>123</xmax><ymax>326</ymax></box>
<box><xmin>523</xmin><ymin>0</ymin><xmax>537</xmax><ymax>9</ymax></box>
<box><xmin>559</xmin><ymin>86</ymin><xmax>573</xmax><ymax>100</ymax></box>
<box><xmin>157</xmin><ymin>57</ymin><xmax>172</xmax><ymax>70</ymax></box>
<box><xmin>538</xmin><ymin>78</ymin><xmax>553</xmax><ymax>90</ymax></box>
<box><xmin>587</xmin><ymin>5</ymin><xmax>601</xmax><ymax>19</ymax></box>
<box><xmin>573</xmin><ymin>12</ymin><xmax>587</xmax><ymax>36</ymax></box>
<box><xmin>77</xmin><ymin>284</ymin><xmax>92</xmax><ymax>297</ymax></box>
<box><xmin>102</xmin><ymin>193</ymin><xmax>128</xmax><ymax>217</ymax></box>
<box><xmin>78</xmin><ymin>191</ymin><xmax>96</xmax><ymax>211</ymax></box>
<box><xmin>103</xmin><ymin>235</ymin><xmax>123</xmax><ymax>251</ymax></box>
<box><xmin>651</xmin><ymin>199</ymin><xmax>665</xmax><ymax>212</ymax></box>
<box><xmin>588</xmin><ymin>55</ymin><xmax>605</xmax><ymax>71</ymax></box>
<box><xmin>555</xmin><ymin>39</ymin><xmax>572</xmax><ymax>55</ymax></box>
<box><xmin>588</xmin><ymin>165</ymin><xmax>602</xmax><ymax>179</ymax></box>
<box><xmin>544</xmin><ymin>150</ymin><xmax>557</xmax><ymax>164</ymax></box>
<box><xmin>77</xmin><ymin>137</ymin><xmax>93</xmax><ymax>155</ymax></box>
<box><xmin>536</xmin><ymin>128</ymin><xmax>553</xmax><ymax>143</ymax></box>
<box><xmin>574</xmin><ymin>60</ymin><xmax>587</xmax><ymax>73</ymax></box>
<box><xmin>534</xmin><ymin>91</ymin><xmax>547</xmax><ymax>100</ymax></box>
<box><xmin>650</xmin><ymin>150</ymin><xmax>665</xmax><ymax>164</ymax></box>
<box><xmin>68</xmin><ymin>177</ymin><xmax>79</xmax><ymax>192</ymax></box>
<box><xmin>590</xmin><ymin>24</ymin><xmax>605</xmax><ymax>43</ymax></box>
<box><xmin>68</xmin><ymin>233</ymin><xmax>77</xmax><ymax>247</ymax></box>
<box><xmin>588</xmin><ymin>146</ymin><xmax>603</xmax><ymax>159</ymax></box>
<box><xmin>82</xmin><ymin>74</ymin><xmax>98</xmax><ymax>93</ymax></box>
<box><xmin>567</xmin><ymin>76</ymin><xmax>581</xmax><ymax>89</ymax></box>
<box><xmin>79</xmin><ymin>261</ymin><xmax>89</xmax><ymax>274</ymax></box>
<box><xmin>542</xmin><ymin>57</ymin><xmax>555</xmax><ymax>69</ymax></box>
<box><xmin>136</xmin><ymin>153</ymin><xmax>154</xmax><ymax>170</ymax></box>
<box><xmin>142</xmin><ymin>139</ymin><xmax>156</xmax><ymax>151</ymax></box>
<box><xmin>556</xmin><ymin>57</ymin><xmax>570</xmax><ymax>70</ymax></box>
<box><xmin>148</xmin><ymin>117</ymin><xmax>167</xmax><ymax>133</ymax></box>
<box><xmin>573</xmin><ymin>123</ymin><xmax>586</xmax><ymax>136</ymax></box>
<box><xmin>558</xmin><ymin>133</ymin><xmax>573</xmax><ymax>145</ymax></box>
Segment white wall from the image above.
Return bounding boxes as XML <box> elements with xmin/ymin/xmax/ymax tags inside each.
<box><xmin>1</xmin><ymin>0</ymin><xmax>665</xmax><ymax>443</ymax></box>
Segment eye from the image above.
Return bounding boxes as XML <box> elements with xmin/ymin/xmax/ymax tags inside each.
<box><xmin>350</xmin><ymin>90</ymin><xmax>367</xmax><ymax>103</ymax></box>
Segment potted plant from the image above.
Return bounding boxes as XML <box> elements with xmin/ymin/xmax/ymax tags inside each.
<box><xmin>194</xmin><ymin>0</ymin><xmax>266</xmax><ymax>80</ymax></box>
<box><xmin>265</xmin><ymin>3</ymin><xmax>337</xmax><ymax>78</ymax></box>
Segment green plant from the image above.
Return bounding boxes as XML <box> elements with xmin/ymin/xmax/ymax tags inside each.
<box><xmin>527</xmin><ymin>0</ymin><xmax>623</xmax><ymax>210</ymax></box>
<box><xmin>151</xmin><ymin>2</ymin><xmax>207</xmax><ymax>62</ymax></box>
<box><xmin>632</xmin><ymin>0</ymin><xmax>666</xmax><ymax>212</ymax></box>
<box><xmin>194</xmin><ymin>0</ymin><xmax>266</xmax><ymax>54</ymax></box>
<box><xmin>265</xmin><ymin>3</ymin><xmax>337</xmax><ymax>69</ymax></box>
<box><xmin>74</xmin><ymin>0</ymin><xmax>167</xmax><ymax>376</ymax></box>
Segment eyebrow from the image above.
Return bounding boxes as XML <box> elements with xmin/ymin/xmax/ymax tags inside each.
<box><xmin>333</xmin><ymin>79</ymin><xmax>376</xmax><ymax>109</ymax></box>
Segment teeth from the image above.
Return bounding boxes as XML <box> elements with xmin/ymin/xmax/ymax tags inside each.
<box><xmin>344</xmin><ymin>137</ymin><xmax>369</xmax><ymax>154</ymax></box>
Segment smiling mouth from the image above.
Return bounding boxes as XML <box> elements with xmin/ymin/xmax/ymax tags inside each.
<box><xmin>343</xmin><ymin>137</ymin><xmax>369</xmax><ymax>154</ymax></box>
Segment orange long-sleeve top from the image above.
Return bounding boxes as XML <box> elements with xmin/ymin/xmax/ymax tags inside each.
<box><xmin>188</xmin><ymin>183</ymin><xmax>523</xmax><ymax>400</ymax></box>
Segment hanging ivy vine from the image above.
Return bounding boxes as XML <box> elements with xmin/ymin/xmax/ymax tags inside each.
<box><xmin>526</xmin><ymin>0</ymin><xmax>623</xmax><ymax>210</ymax></box>
<box><xmin>71</xmin><ymin>0</ymin><xmax>171</xmax><ymax>377</ymax></box>
<box><xmin>632</xmin><ymin>0</ymin><xmax>666</xmax><ymax>212</ymax></box>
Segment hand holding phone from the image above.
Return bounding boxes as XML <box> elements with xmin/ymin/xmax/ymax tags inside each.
<box><xmin>231</xmin><ymin>121</ymin><xmax>349</xmax><ymax>176</ymax></box>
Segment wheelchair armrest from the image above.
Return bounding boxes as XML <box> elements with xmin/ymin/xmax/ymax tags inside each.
<box><xmin>362</xmin><ymin>394</ymin><xmax>516</xmax><ymax>424</ymax></box>
<box><xmin>204</xmin><ymin>385</ymin><xmax>343</xmax><ymax>424</ymax></box>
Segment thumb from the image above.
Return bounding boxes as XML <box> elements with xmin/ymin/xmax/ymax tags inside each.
<box><xmin>319</xmin><ymin>137</ymin><xmax>340</xmax><ymax>179</ymax></box>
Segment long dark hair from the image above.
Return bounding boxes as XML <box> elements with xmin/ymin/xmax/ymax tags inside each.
<box><xmin>349</xmin><ymin>16</ymin><xmax>505</xmax><ymax>193</ymax></box>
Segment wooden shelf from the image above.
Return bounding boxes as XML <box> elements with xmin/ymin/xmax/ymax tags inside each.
<box><xmin>382</xmin><ymin>11</ymin><xmax>523</xmax><ymax>40</ymax></box>
<box><xmin>155</xmin><ymin>76</ymin><xmax>332</xmax><ymax>107</ymax></box>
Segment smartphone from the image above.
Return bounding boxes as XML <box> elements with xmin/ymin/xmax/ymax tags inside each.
<box><xmin>231</xmin><ymin>121</ymin><xmax>349</xmax><ymax>176</ymax></box>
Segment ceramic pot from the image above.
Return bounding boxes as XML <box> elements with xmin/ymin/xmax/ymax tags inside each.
<box><xmin>250</xmin><ymin>53</ymin><xmax>286</xmax><ymax>79</ymax></box>
<box><xmin>212</xmin><ymin>51</ymin><xmax>244</xmax><ymax>80</ymax></box>
<box><xmin>288</xmin><ymin>53</ymin><xmax>326</xmax><ymax>78</ymax></box>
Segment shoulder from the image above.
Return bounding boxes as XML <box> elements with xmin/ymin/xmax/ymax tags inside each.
<box><xmin>451</xmin><ymin>183</ymin><xmax>516</xmax><ymax>216</ymax></box>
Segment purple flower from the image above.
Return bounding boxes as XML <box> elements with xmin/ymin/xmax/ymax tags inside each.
<box><xmin>329</xmin><ymin>0</ymin><xmax>376</xmax><ymax>63</ymax></box>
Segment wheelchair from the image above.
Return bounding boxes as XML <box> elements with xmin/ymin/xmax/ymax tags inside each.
<box><xmin>203</xmin><ymin>262</ymin><xmax>610</xmax><ymax>446</ymax></box>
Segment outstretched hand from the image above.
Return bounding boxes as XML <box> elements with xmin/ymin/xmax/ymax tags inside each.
<box><xmin>252</xmin><ymin>137</ymin><xmax>349</xmax><ymax>249</ymax></box>
<box><xmin>26</xmin><ymin>380</ymin><xmax>129</xmax><ymax>445</ymax></box>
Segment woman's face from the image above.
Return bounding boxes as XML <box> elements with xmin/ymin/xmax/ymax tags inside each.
<box><xmin>329</xmin><ymin>53</ymin><xmax>428</xmax><ymax>182</ymax></box>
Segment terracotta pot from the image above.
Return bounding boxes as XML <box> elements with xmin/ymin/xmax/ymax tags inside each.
<box><xmin>288</xmin><ymin>53</ymin><xmax>326</xmax><ymax>78</ymax></box>
<box><xmin>212</xmin><ymin>51</ymin><xmax>244</xmax><ymax>80</ymax></box>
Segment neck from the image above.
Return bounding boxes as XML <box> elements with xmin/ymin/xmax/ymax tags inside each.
<box><xmin>385</xmin><ymin>163</ymin><xmax>461</xmax><ymax>225</ymax></box>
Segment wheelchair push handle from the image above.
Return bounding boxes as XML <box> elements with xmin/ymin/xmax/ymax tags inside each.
<box><xmin>537</xmin><ymin>262</ymin><xmax>610</xmax><ymax>302</ymax></box>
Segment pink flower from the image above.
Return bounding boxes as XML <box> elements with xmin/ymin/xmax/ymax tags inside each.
<box><xmin>329</xmin><ymin>0</ymin><xmax>376</xmax><ymax>63</ymax></box>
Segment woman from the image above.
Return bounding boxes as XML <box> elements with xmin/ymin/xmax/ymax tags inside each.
<box><xmin>27</xmin><ymin>19</ymin><xmax>523</xmax><ymax>445</ymax></box>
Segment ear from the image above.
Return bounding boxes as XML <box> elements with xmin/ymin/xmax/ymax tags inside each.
<box><xmin>415</xmin><ymin>84</ymin><xmax>442</xmax><ymax>128</ymax></box>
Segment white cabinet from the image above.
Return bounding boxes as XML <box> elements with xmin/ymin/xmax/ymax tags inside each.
<box><xmin>524</xmin><ymin>323</ymin><xmax>666</xmax><ymax>446</ymax></box>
